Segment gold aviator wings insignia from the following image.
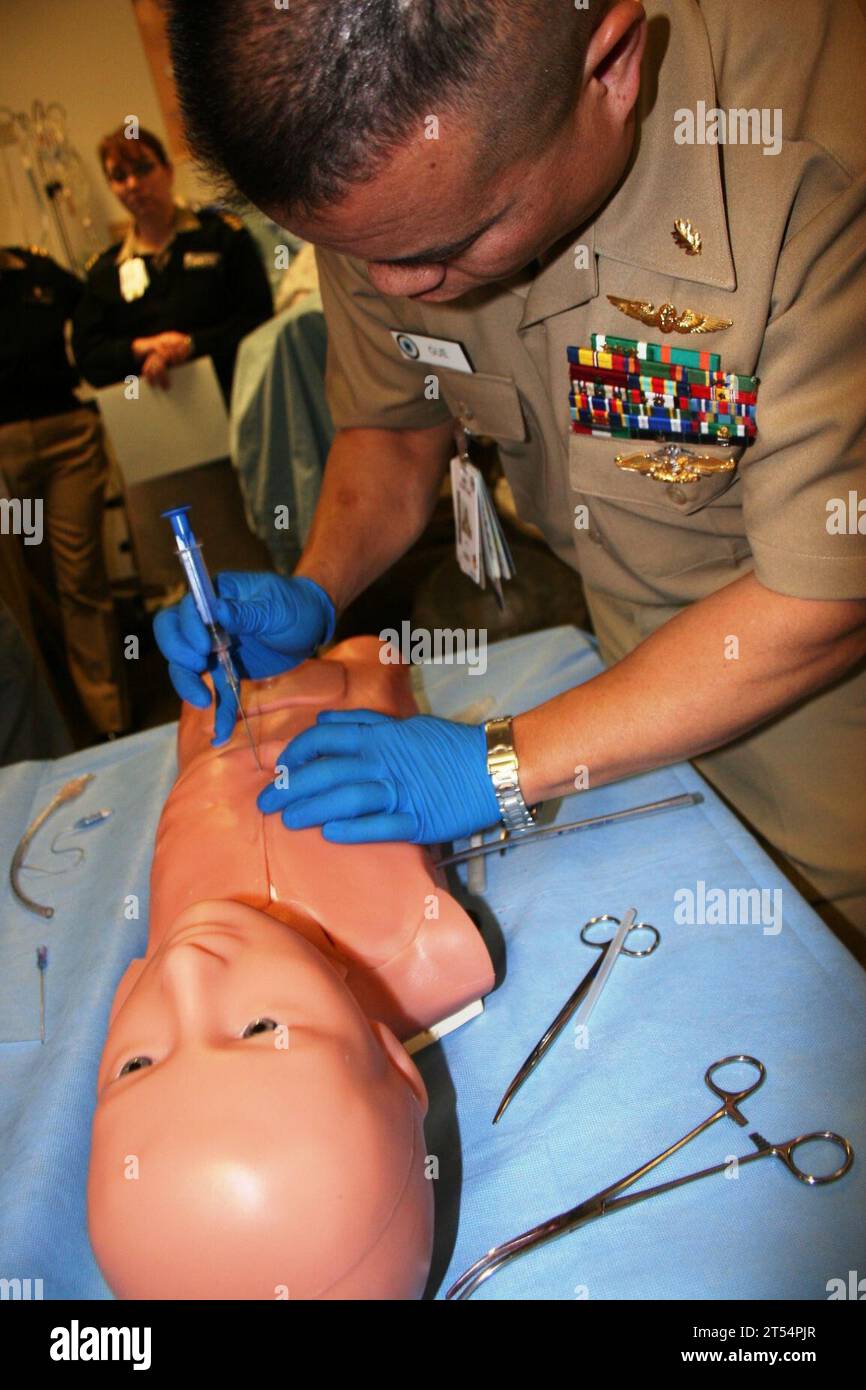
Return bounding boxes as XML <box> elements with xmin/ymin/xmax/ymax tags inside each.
<box><xmin>607</xmin><ymin>294</ymin><xmax>732</xmax><ymax>335</ymax></box>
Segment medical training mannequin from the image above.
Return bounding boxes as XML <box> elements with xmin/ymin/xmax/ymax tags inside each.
<box><xmin>88</xmin><ymin>638</ymin><xmax>494</xmax><ymax>1299</ymax></box>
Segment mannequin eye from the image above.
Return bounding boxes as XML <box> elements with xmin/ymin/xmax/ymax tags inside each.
<box><xmin>241</xmin><ymin>1017</ymin><xmax>279</xmax><ymax>1038</ymax></box>
<box><xmin>118</xmin><ymin>1056</ymin><xmax>153</xmax><ymax>1076</ymax></box>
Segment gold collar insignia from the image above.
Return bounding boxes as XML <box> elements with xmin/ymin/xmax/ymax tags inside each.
<box><xmin>672</xmin><ymin>219</ymin><xmax>703</xmax><ymax>256</ymax></box>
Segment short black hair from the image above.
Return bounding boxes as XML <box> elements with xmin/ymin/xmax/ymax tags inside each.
<box><xmin>168</xmin><ymin>0</ymin><xmax>608</xmax><ymax>216</ymax></box>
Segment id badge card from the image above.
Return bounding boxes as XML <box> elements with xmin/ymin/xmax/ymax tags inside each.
<box><xmin>119</xmin><ymin>256</ymin><xmax>150</xmax><ymax>302</ymax></box>
<box><xmin>450</xmin><ymin>453</ymin><xmax>482</xmax><ymax>585</ymax></box>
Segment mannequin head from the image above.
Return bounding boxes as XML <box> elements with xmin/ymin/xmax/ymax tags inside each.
<box><xmin>88</xmin><ymin>900</ymin><xmax>433</xmax><ymax>1299</ymax></box>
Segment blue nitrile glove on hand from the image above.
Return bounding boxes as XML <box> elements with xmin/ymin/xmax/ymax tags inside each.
<box><xmin>153</xmin><ymin>571</ymin><xmax>335</xmax><ymax>745</ymax></box>
<box><xmin>257</xmin><ymin>710</ymin><xmax>502</xmax><ymax>844</ymax></box>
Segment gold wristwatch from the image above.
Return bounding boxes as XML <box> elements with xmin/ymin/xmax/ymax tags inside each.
<box><xmin>484</xmin><ymin>716</ymin><xmax>537</xmax><ymax>833</ymax></box>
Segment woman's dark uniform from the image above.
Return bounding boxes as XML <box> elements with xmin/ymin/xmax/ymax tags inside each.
<box><xmin>72</xmin><ymin>205</ymin><xmax>272</xmax><ymax>401</ymax></box>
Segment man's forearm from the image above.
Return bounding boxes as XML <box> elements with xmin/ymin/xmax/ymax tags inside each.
<box><xmin>514</xmin><ymin>573</ymin><xmax>866</xmax><ymax>803</ymax></box>
<box><xmin>294</xmin><ymin>420</ymin><xmax>455</xmax><ymax>613</ymax></box>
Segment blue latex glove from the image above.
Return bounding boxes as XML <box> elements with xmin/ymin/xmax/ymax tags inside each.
<box><xmin>257</xmin><ymin>709</ymin><xmax>501</xmax><ymax>844</ymax></box>
<box><xmin>153</xmin><ymin>571</ymin><xmax>335</xmax><ymax>745</ymax></box>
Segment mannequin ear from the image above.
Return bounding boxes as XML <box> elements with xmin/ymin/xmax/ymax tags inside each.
<box><xmin>107</xmin><ymin>958</ymin><xmax>147</xmax><ymax>1026</ymax></box>
<box><xmin>369</xmin><ymin>1019</ymin><xmax>429</xmax><ymax>1117</ymax></box>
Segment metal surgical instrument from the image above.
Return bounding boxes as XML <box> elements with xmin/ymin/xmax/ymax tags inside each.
<box><xmin>10</xmin><ymin>772</ymin><xmax>94</xmax><ymax>918</ymax></box>
<box><xmin>433</xmin><ymin>791</ymin><xmax>702</xmax><ymax>869</ymax></box>
<box><xmin>493</xmin><ymin>910</ymin><xmax>660</xmax><ymax>1124</ymax></box>
<box><xmin>162</xmin><ymin>505</ymin><xmax>261</xmax><ymax>769</ymax></box>
<box><xmin>447</xmin><ymin>1055</ymin><xmax>854</xmax><ymax>1299</ymax></box>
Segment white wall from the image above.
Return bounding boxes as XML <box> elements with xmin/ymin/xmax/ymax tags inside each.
<box><xmin>0</xmin><ymin>0</ymin><xmax>215</xmax><ymax>268</ymax></box>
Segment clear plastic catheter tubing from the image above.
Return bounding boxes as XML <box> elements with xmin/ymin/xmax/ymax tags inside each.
<box><xmin>10</xmin><ymin>774</ymin><xmax>94</xmax><ymax>918</ymax></box>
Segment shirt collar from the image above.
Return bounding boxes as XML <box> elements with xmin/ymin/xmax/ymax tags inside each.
<box><xmin>518</xmin><ymin>0</ymin><xmax>736</xmax><ymax>331</ymax></box>
<box><xmin>114</xmin><ymin>202</ymin><xmax>201</xmax><ymax>266</ymax></box>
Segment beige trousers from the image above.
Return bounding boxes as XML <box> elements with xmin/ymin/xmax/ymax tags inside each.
<box><xmin>0</xmin><ymin>408</ymin><xmax>129</xmax><ymax>734</ymax></box>
<box><xmin>584</xmin><ymin>586</ymin><xmax>866</xmax><ymax>961</ymax></box>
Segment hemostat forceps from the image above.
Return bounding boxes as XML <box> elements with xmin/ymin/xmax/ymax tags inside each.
<box><xmin>492</xmin><ymin>909</ymin><xmax>660</xmax><ymax>1124</ymax></box>
<box><xmin>447</xmin><ymin>1055</ymin><xmax>853</xmax><ymax>1300</ymax></box>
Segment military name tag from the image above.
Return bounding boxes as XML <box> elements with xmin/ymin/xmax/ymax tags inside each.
<box><xmin>118</xmin><ymin>257</ymin><xmax>149</xmax><ymax>302</ymax></box>
<box><xmin>183</xmin><ymin>251</ymin><xmax>221</xmax><ymax>269</ymax></box>
<box><xmin>391</xmin><ymin>331</ymin><xmax>473</xmax><ymax>373</ymax></box>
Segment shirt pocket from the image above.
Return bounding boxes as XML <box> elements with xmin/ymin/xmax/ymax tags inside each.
<box><xmin>568</xmin><ymin>431</ymin><xmax>751</xmax><ymax>579</ymax></box>
<box><xmin>435</xmin><ymin>368</ymin><xmax>527</xmax><ymax>442</ymax></box>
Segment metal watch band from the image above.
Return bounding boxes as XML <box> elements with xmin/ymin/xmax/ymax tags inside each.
<box><xmin>484</xmin><ymin>716</ymin><xmax>537</xmax><ymax>833</ymax></box>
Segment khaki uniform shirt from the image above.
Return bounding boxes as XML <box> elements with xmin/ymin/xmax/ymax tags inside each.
<box><xmin>315</xmin><ymin>0</ymin><xmax>866</xmax><ymax>617</ymax></box>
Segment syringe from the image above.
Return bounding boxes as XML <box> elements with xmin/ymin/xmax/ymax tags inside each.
<box><xmin>162</xmin><ymin>505</ymin><xmax>261</xmax><ymax>769</ymax></box>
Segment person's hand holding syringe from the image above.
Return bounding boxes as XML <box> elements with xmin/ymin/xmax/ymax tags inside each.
<box><xmin>158</xmin><ymin>506</ymin><xmax>336</xmax><ymax>762</ymax></box>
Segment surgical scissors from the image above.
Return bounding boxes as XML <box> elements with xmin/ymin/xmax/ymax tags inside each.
<box><xmin>447</xmin><ymin>1055</ymin><xmax>853</xmax><ymax>1299</ymax></box>
<box><xmin>492</xmin><ymin>910</ymin><xmax>660</xmax><ymax>1124</ymax></box>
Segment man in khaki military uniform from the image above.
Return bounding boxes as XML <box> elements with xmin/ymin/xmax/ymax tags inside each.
<box><xmin>164</xmin><ymin>0</ymin><xmax>866</xmax><ymax>951</ymax></box>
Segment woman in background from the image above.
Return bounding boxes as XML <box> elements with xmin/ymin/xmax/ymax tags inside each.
<box><xmin>73</xmin><ymin>126</ymin><xmax>272</xmax><ymax>403</ymax></box>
